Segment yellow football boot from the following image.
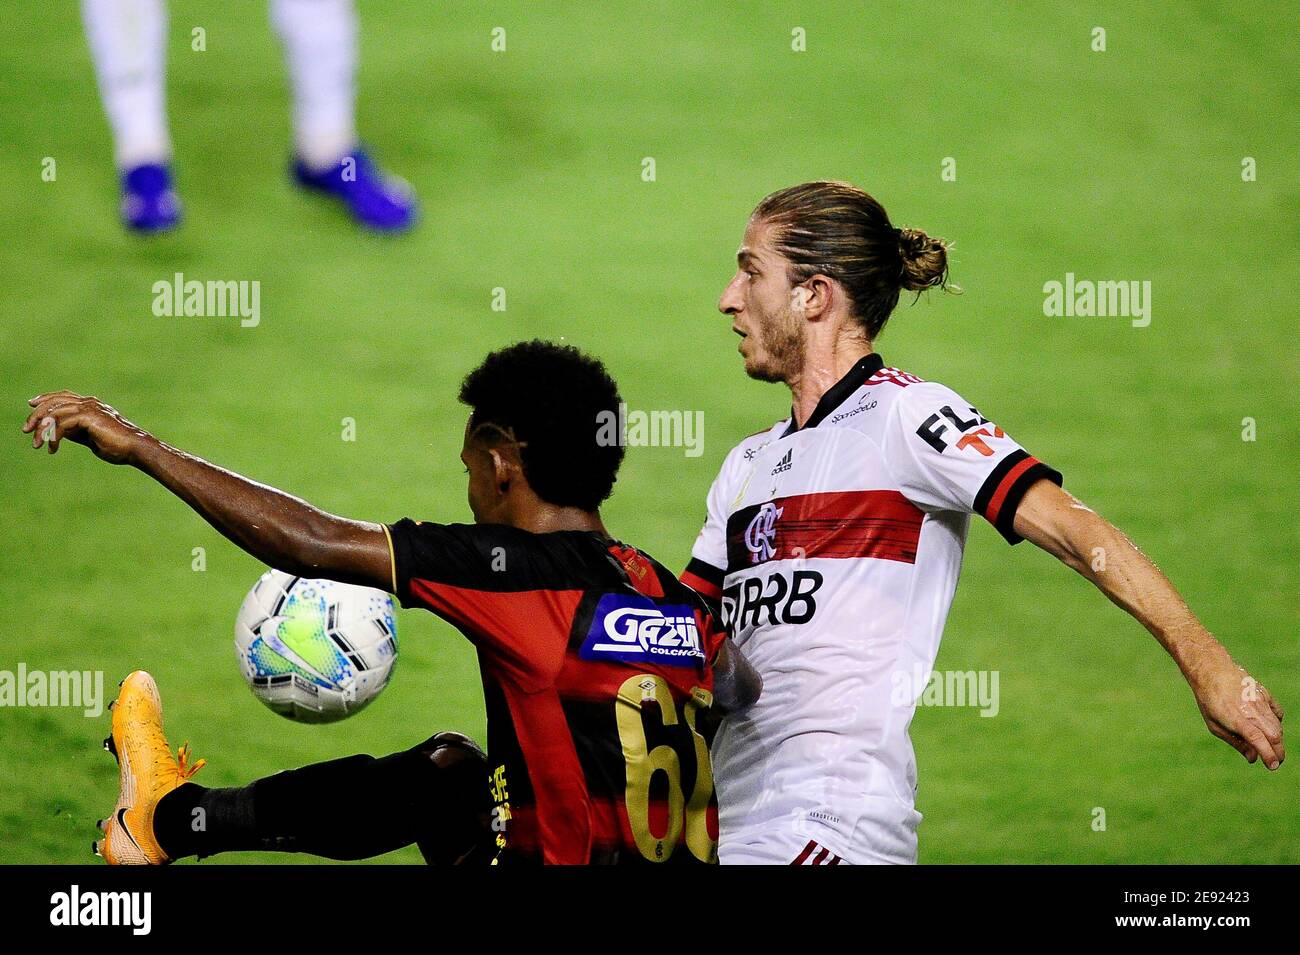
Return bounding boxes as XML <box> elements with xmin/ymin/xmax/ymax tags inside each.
<box><xmin>94</xmin><ymin>670</ymin><xmax>205</xmax><ymax>864</ymax></box>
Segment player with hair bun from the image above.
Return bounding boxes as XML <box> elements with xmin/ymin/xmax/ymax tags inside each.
<box><xmin>682</xmin><ymin>180</ymin><xmax>1284</xmax><ymax>865</ymax></box>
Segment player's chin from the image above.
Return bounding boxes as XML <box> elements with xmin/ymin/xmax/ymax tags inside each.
<box><xmin>742</xmin><ymin>351</ymin><xmax>784</xmax><ymax>384</ymax></box>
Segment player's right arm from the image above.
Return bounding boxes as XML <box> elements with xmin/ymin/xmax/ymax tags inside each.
<box><xmin>22</xmin><ymin>392</ymin><xmax>392</xmax><ymax>591</ymax></box>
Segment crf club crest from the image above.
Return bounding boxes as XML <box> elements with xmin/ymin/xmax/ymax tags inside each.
<box><xmin>744</xmin><ymin>502</ymin><xmax>782</xmax><ymax>563</ymax></box>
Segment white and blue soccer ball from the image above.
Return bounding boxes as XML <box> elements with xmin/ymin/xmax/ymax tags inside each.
<box><xmin>234</xmin><ymin>570</ymin><xmax>398</xmax><ymax>723</ymax></box>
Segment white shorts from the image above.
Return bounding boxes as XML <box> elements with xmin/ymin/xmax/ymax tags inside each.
<box><xmin>720</xmin><ymin>816</ymin><xmax>917</xmax><ymax>865</ymax></box>
<box><xmin>722</xmin><ymin>826</ymin><xmax>852</xmax><ymax>867</ymax></box>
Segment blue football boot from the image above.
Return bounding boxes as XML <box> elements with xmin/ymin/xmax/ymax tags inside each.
<box><xmin>121</xmin><ymin>163</ymin><xmax>181</xmax><ymax>233</ymax></box>
<box><xmin>292</xmin><ymin>148</ymin><xmax>417</xmax><ymax>233</ymax></box>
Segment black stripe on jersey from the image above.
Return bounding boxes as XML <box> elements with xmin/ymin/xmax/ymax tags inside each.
<box><xmin>481</xmin><ymin>676</ymin><xmax>534</xmax><ymax>806</ymax></box>
<box><xmin>646</xmin><ymin>553</ymin><xmax>693</xmax><ymax>599</ymax></box>
<box><xmin>390</xmin><ymin>520</ymin><xmax>716</xmax><ymax>609</ymax></box>
<box><xmin>992</xmin><ymin>460</ymin><xmax>1062</xmax><ymax>544</ymax></box>
<box><xmin>387</xmin><ymin>519</ymin><xmax>621</xmax><ymax>604</ymax></box>
<box><xmin>565</xmin><ymin>588</ymin><xmax>607</xmax><ymax>651</ymax></box>
<box><xmin>683</xmin><ymin>557</ymin><xmax>724</xmax><ymax>590</ymax></box>
<box><xmin>972</xmin><ymin>451</ymin><xmax>1064</xmax><ymax>545</ymax></box>
<box><xmin>973</xmin><ymin>450</ymin><xmax>1030</xmax><ymax>517</ymax></box>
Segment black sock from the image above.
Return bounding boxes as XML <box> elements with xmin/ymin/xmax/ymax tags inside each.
<box><xmin>153</xmin><ymin>782</ymin><xmax>208</xmax><ymax>857</ymax></box>
<box><xmin>153</xmin><ymin>736</ymin><xmax>489</xmax><ymax>862</ymax></box>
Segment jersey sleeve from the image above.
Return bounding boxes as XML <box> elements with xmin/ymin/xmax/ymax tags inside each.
<box><xmin>882</xmin><ymin>381</ymin><xmax>1062</xmax><ymax>544</ymax></box>
<box><xmin>681</xmin><ymin>446</ymin><xmax>740</xmax><ymax>604</ymax></box>
<box><xmin>384</xmin><ymin>518</ymin><xmax>488</xmax><ymax>607</ymax></box>
<box><xmin>384</xmin><ymin>519</ymin><xmax>574</xmax><ymax>688</ymax></box>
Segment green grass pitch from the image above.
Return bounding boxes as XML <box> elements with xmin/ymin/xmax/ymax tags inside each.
<box><xmin>0</xmin><ymin>1</ymin><xmax>1294</xmax><ymax>864</ymax></box>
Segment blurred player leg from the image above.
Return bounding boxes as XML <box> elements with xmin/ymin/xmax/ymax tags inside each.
<box><xmin>81</xmin><ymin>0</ymin><xmax>181</xmax><ymax>232</ymax></box>
<box><xmin>270</xmin><ymin>0</ymin><xmax>357</xmax><ymax>172</ymax></box>
<box><xmin>271</xmin><ymin>0</ymin><xmax>417</xmax><ymax>232</ymax></box>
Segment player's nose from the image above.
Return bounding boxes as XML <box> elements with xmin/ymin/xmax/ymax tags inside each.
<box><xmin>718</xmin><ymin>274</ymin><xmax>744</xmax><ymax>315</ymax></box>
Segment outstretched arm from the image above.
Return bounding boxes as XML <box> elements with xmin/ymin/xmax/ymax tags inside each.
<box><xmin>1013</xmin><ymin>479</ymin><xmax>1284</xmax><ymax>770</ymax></box>
<box><xmin>23</xmin><ymin>392</ymin><xmax>393</xmax><ymax>591</ymax></box>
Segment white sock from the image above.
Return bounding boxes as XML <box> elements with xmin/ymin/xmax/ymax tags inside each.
<box><xmin>271</xmin><ymin>0</ymin><xmax>358</xmax><ymax>171</ymax></box>
<box><xmin>81</xmin><ymin>0</ymin><xmax>171</xmax><ymax>170</ymax></box>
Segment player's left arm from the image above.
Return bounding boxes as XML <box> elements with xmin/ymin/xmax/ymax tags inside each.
<box><xmin>1012</xmin><ymin>478</ymin><xmax>1285</xmax><ymax>770</ymax></box>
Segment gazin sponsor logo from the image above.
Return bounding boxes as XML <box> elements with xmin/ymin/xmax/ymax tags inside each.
<box><xmin>579</xmin><ymin>594</ymin><xmax>704</xmax><ymax>666</ymax></box>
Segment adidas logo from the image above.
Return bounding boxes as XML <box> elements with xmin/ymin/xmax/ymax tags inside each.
<box><xmin>770</xmin><ymin>449</ymin><xmax>793</xmax><ymax>475</ymax></box>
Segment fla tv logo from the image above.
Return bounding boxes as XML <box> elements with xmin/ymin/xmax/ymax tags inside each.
<box><xmin>579</xmin><ymin>594</ymin><xmax>705</xmax><ymax>667</ymax></box>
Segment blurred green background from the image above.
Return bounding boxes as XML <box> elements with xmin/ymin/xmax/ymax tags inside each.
<box><xmin>0</xmin><ymin>1</ymin><xmax>1295</xmax><ymax>863</ymax></box>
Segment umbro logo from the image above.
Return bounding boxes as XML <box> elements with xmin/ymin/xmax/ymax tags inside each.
<box><xmin>770</xmin><ymin>449</ymin><xmax>793</xmax><ymax>475</ymax></box>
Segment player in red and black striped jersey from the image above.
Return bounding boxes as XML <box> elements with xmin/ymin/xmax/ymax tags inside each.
<box><xmin>386</xmin><ymin>519</ymin><xmax>733</xmax><ymax>863</ymax></box>
<box><xmin>27</xmin><ymin>341</ymin><xmax>759</xmax><ymax>865</ymax></box>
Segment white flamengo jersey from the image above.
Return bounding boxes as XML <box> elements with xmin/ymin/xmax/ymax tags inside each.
<box><xmin>682</xmin><ymin>353</ymin><xmax>1061</xmax><ymax>864</ymax></box>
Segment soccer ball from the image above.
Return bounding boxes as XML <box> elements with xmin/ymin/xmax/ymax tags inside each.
<box><xmin>234</xmin><ymin>570</ymin><xmax>398</xmax><ymax>723</ymax></box>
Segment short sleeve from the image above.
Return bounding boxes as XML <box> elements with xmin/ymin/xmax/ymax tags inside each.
<box><xmin>384</xmin><ymin>519</ymin><xmax>578</xmax><ymax>687</ymax></box>
<box><xmin>882</xmin><ymin>382</ymin><xmax>1062</xmax><ymax>544</ymax></box>
<box><xmin>384</xmin><ymin>519</ymin><xmax>497</xmax><ymax>608</ymax></box>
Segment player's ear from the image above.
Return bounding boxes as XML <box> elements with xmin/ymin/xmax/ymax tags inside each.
<box><xmin>797</xmin><ymin>275</ymin><xmax>835</xmax><ymax>320</ymax></box>
<box><xmin>488</xmin><ymin>448</ymin><xmax>514</xmax><ymax>494</ymax></box>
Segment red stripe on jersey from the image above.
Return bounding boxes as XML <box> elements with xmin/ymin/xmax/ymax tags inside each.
<box><xmin>812</xmin><ymin>846</ymin><xmax>830</xmax><ymax>865</ymax></box>
<box><xmin>552</xmin><ymin>658</ymin><xmax>643</xmax><ymax>702</ymax></box>
<box><xmin>771</xmin><ymin>490</ymin><xmax>923</xmax><ymax>565</ymax></box>
<box><xmin>680</xmin><ymin>569</ymin><xmax>722</xmax><ymax>601</ymax></box>
<box><xmin>407</xmin><ymin>579</ymin><xmax>582</xmax><ymax>688</ymax></box>
<box><xmin>865</xmin><ymin>367</ymin><xmax>923</xmax><ymax>388</ymax></box>
<box><xmin>984</xmin><ymin>456</ymin><xmax>1041</xmax><ymax>525</ymax></box>
<box><xmin>495</xmin><ymin>672</ymin><xmax>594</xmax><ymax>864</ymax></box>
